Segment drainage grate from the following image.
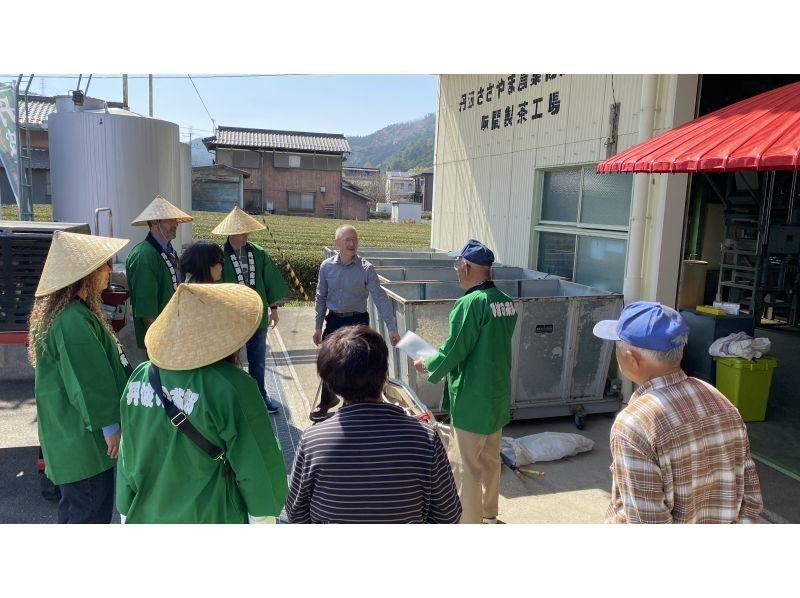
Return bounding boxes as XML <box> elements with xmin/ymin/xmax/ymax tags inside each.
<box><xmin>262</xmin><ymin>350</ymin><xmax>303</xmax><ymax>471</ymax></box>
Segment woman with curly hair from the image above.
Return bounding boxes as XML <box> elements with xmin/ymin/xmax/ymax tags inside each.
<box><xmin>28</xmin><ymin>231</ymin><xmax>130</xmax><ymax>524</ymax></box>
<box><xmin>179</xmin><ymin>241</ymin><xmax>224</xmax><ymax>284</ymax></box>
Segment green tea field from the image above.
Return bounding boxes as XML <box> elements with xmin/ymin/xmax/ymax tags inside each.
<box><xmin>2</xmin><ymin>204</ymin><xmax>432</xmax><ymax>301</ymax></box>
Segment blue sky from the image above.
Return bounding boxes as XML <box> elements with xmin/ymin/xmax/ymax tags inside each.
<box><xmin>0</xmin><ymin>74</ymin><xmax>438</xmax><ymax>141</ymax></box>
<box><xmin>0</xmin><ymin>3</ymin><xmax>787</xmax><ymax>147</ymax></box>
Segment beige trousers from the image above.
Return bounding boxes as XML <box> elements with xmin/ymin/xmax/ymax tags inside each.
<box><xmin>447</xmin><ymin>426</ymin><xmax>502</xmax><ymax>524</ymax></box>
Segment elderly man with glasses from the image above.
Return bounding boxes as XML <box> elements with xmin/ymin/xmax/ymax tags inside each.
<box><xmin>414</xmin><ymin>239</ymin><xmax>518</xmax><ymax>524</ymax></box>
<box><xmin>310</xmin><ymin>224</ymin><xmax>401</xmax><ymax>422</ymax></box>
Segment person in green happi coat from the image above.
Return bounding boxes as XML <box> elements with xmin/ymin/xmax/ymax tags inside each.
<box><xmin>125</xmin><ymin>194</ymin><xmax>193</xmax><ymax>350</ymax></box>
<box><xmin>414</xmin><ymin>239</ymin><xmax>518</xmax><ymax>525</ymax></box>
<box><xmin>28</xmin><ymin>230</ymin><xmax>131</xmax><ymax>523</ymax></box>
<box><xmin>116</xmin><ymin>283</ymin><xmax>288</xmax><ymax>523</ymax></box>
<box><xmin>211</xmin><ymin>207</ymin><xmax>290</xmax><ymax>414</ymax></box>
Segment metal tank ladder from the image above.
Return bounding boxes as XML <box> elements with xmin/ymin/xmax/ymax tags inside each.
<box><xmin>717</xmin><ymin>190</ymin><xmax>762</xmax><ymax>313</ymax></box>
<box><xmin>716</xmin><ymin>171</ymin><xmax>795</xmax><ymax>322</ymax></box>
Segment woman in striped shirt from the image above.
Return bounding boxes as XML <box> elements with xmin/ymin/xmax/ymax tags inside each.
<box><xmin>286</xmin><ymin>326</ymin><xmax>462</xmax><ymax>524</ymax></box>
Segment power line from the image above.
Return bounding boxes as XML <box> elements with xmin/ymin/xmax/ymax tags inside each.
<box><xmin>187</xmin><ymin>74</ymin><xmax>216</xmax><ymax>133</ymax></box>
<box><xmin>0</xmin><ymin>74</ymin><xmax>306</xmax><ymax>80</ymax></box>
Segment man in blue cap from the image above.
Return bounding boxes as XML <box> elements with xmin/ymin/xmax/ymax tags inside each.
<box><xmin>414</xmin><ymin>239</ymin><xmax>517</xmax><ymax>524</ymax></box>
<box><xmin>593</xmin><ymin>301</ymin><xmax>763</xmax><ymax>523</ymax></box>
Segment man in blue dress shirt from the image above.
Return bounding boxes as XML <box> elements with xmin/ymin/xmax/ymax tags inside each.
<box><xmin>311</xmin><ymin>224</ymin><xmax>400</xmax><ymax>421</ymax></box>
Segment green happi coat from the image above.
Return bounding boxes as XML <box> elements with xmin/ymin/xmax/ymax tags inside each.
<box><xmin>126</xmin><ymin>234</ymin><xmax>179</xmax><ymax>348</ymax></box>
<box><xmin>221</xmin><ymin>241</ymin><xmax>290</xmax><ymax>329</ymax></box>
<box><xmin>424</xmin><ymin>282</ymin><xmax>518</xmax><ymax>435</ymax></box>
<box><xmin>34</xmin><ymin>300</ymin><xmax>129</xmax><ymax>485</ymax></box>
<box><xmin>116</xmin><ymin>360</ymin><xmax>288</xmax><ymax>523</ymax></box>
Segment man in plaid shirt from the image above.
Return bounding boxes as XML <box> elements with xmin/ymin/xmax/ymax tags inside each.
<box><xmin>594</xmin><ymin>301</ymin><xmax>763</xmax><ymax>523</ymax></box>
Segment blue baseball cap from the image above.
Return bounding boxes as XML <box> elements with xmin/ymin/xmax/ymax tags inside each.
<box><xmin>448</xmin><ymin>239</ymin><xmax>495</xmax><ymax>266</ymax></box>
<box><xmin>592</xmin><ymin>301</ymin><xmax>688</xmax><ymax>351</ymax></box>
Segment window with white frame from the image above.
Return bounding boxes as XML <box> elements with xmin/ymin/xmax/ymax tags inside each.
<box><xmin>534</xmin><ymin>166</ymin><xmax>633</xmax><ymax>293</ymax></box>
<box><xmin>288</xmin><ymin>191</ymin><xmax>315</xmax><ymax>211</ymax></box>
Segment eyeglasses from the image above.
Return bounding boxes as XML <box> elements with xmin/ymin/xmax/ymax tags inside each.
<box><xmin>453</xmin><ymin>257</ymin><xmax>466</xmax><ymax>271</ymax></box>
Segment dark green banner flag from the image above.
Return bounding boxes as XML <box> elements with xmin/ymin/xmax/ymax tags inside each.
<box><xmin>0</xmin><ymin>83</ymin><xmax>21</xmax><ymax>207</ymax></box>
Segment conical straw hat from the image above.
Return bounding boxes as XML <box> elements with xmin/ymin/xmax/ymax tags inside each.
<box><xmin>35</xmin><ymin>231</ymin><xmax>129</xmax><ymax>297</ymax></box>
<box><xmin>145</xmin><ymin>283</ymin><xmax>263</xmax><ymax>370</ymax></box>
<box><xmin>131</xmin><ymin>195</ymin><xmax>193</xmax><ymax>225</ymax></box>
<box><xmin>211</xmin><ymin>206</ymin><xmax>266</xmax><ymax>236</ymax></box>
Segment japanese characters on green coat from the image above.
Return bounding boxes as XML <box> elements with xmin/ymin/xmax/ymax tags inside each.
<box><xmin>116</xmin><ymin>360</ymin><xmax>288</xmax><ymax>523</ymax></box>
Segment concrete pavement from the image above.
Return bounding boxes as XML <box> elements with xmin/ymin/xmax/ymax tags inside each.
<box><xmin>2</xmin><ymin>306</ymin><xmax>798</xmax><ymax>524</ymax></box>
<box><xmin>268</xmin><ymin>307</ymin><xmax>797</xmax><ymax>524</ymax></box>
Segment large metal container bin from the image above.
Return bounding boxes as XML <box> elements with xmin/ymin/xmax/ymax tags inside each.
<box><xmin>324</xmin><ymin>246</ymin><xmax>452</xmax><ymax>260</ymax></box>
<box><xmin>375</xmin><ymin>265</ymin><xmax>557</xmax><ymax>283</ymax></box>
<box><xmin>368</xmin><ymin>278</ymin><xmax>623</xmax><ymax>425</ymax></box>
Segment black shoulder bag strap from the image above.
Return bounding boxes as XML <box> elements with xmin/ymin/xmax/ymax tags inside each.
<box><xmin>148</xmin><ymin>364</ymin><xmax>225</xmax><ymax>461</ymax></box>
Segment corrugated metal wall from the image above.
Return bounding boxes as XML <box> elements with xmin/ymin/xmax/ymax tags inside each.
<box><xmin>432</xmin><ymin>74</ymin><xmax>690</xmax><ymax>271</ymax></box>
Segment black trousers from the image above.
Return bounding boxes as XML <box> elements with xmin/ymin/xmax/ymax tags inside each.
<box><xmin>57</xmin><ymin>467</ymin><xmax>115</xmax><ymax>524</ymax></box>
<box><xmin>318</xmin><ymin>311</ymin><xmax>370</xmax><ymax>410</ymax></box>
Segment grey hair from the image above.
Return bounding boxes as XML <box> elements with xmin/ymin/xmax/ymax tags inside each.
<box><xmin>335</xmin><ymin>224</ymin><xmax>357</xmax><ymax>240</ymax></box>
<box><xmin>460</xmin><ymin>258</ymin><xmax>492</xmax><ymax>274</ymax></box>
<box><xmin>617</xmin><ymin>335</ymin><xmax>687</xmax><ymax>365</ymax></box>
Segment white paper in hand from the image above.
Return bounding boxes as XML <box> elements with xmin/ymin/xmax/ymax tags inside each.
<box><xmin>396</xmin><ymin>330</ymin><xmax>437</xmax><ymax>360</ymax></box>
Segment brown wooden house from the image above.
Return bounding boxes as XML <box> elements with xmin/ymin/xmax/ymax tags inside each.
<box><xmin>203</xmin><ymin>126</ymin><xmax>367</xmax><ymax>219</ymax></box>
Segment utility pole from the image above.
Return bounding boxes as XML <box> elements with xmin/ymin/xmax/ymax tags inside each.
<box><xmin>122</xmin><ymin>74</ymin><xmax>128</xmax><ymax>109</ymax></box>
<box><xmin>148</xmin><ymin>74</ymin><xmax>153</xmax><ymax>116</ymax></box>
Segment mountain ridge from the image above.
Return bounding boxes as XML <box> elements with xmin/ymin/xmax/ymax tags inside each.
<box><xmin>346</xmin><ymin>113</ymin><xmax>434</xmax><ymax>171</ymax></box>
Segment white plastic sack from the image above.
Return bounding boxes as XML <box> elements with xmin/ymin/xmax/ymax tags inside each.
<box><xmin>708</xmin><ymin>332</ymin><xmax>771</xmax><ymax>361</ymax></box>
<box><xmin>501</xmin><ymin>432</ymin><xmax>594</xmax><ymax>466</ymax></box>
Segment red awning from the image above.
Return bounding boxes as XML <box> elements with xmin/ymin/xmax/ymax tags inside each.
<box><xmin>597</xmin><ymin>81</ymin><xmax>800</xmax><ymax>174</ymax></box>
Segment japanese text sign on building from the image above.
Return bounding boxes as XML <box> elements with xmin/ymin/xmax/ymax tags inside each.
<box><xmin>0</xmin><ymin>83</ymin><xmax>21</xmax><ymax>206</ymax></box>
<box><xmin>457</xmin><ymin>74</ymin><xmax>563</xmax><ymax>133</ymax></box>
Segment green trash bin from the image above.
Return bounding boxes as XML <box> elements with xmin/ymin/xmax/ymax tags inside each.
<box><xmin>714</xmin><ymin>356</ymin><xmax>778</xmax><ymax>422</ymax></box>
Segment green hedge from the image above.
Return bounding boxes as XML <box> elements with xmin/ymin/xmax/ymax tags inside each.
<box><xmin>2</xmin><ymin>206</ymin><xmax>432</xmax><ymax>303</ymax></box>
<box><xmin>276</xmin><ymin>249</ymin><xmax>325</xmax><ymax>300</ymax></box>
